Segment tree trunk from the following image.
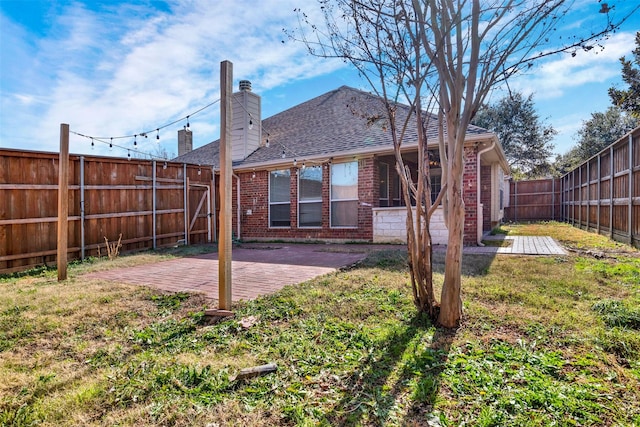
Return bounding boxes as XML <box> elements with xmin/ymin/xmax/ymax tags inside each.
<box><xmin>438</xmin><ymin>158</ymin><xmax>464</xmax><ymax>328</ymax></box>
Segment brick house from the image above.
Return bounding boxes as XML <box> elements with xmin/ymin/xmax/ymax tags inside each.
<box><xmin>174</xmin><ymin>81</ymin><xmax>509</xmax><ymax>245</ymax></box>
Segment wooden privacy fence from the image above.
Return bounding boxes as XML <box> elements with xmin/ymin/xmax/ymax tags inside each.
<box><xmin>561</xmin><ymin>127</ymin><xmax>640</xmax><ymax>247</ymax></box>
<box><xmin>0</xmin><ymin>149</ymin><xmax>217</xmax><ymax>274</ymax></box>
<box><xmin>505</xmin><ymin>178</ymin><xmax>562</xmax><ymax>222</ymax></box>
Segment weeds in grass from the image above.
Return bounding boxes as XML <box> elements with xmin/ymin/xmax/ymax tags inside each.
<box><xmin>1</xmin><ymin>223</ymin><xmax>639</xmax><ymax>426</ymax></box>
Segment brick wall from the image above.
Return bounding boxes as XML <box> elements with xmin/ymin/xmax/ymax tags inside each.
<box><xmin>463</xmin><ymin>145</ymin><xmax>478</xmax><ymax>245</ymax></box>
<box><xmin>232</xmin><ymin>157</ymin><xmax>375</xmax><ymax>241</ymax></box>
<box><xmin>226</xmin><ymin>150</ymin><xmax>482</xmax><ymax>245</ymax></box>
<box><xmin>480</xmin><ymin>165</ymin><xmax>492</xmax><ymax>232</ymax></box>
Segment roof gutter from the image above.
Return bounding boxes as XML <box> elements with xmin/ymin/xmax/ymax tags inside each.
<box><xmin>230</xmin><ymin>133</ymin><xmax>497</xmax><ymax>173</ymax></box>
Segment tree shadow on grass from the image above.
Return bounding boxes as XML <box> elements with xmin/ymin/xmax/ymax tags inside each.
<box><xmin>323</xmin><ymin>313</ymin><xmax>455</xmax><ymax>426</ymax></box>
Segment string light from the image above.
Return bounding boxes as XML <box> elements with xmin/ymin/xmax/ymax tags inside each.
<box><xmin>70</xmin><ymin>98</ymin><xmax>221</xmax><ymax>158</ymax></box>
<box><xmin>91</xmin><ymin>138</ymin><xmax>94</xmax><ymax>149</ymax></box>
<box><xmin>127</xmin><ymin>150</ymin><xmax>131</xmax><ymax>161</ymax></box>
<box><xmin>282</xmin><ymin>150</ymin><xmax>285</xmax><ymax>159</ymax></box>
<box><xmin>186</xmin><ymin>116</ymin><xmax>190</xmax><ymax>131</ymax></box>
<box><xmin>109</xmin><ymin>138</ymin><xmax>113</xmax><ymax>150</ymax></box>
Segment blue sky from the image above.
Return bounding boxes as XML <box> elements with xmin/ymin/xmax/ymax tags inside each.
<box><xmin>1</xmin><ymin>0</ymin><xmax>638</xmax><ymax>160</ymax></box>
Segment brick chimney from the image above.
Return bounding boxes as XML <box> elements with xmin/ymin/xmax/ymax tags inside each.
<box><xmin>232</xmin><ymin>80</ymin><xmax>261</xmax><ymax>161</ymax></box>
<box><xmin>178</xmin><ymin>128</ymin><xmax>193</xmax><ymax>156</ymax></box>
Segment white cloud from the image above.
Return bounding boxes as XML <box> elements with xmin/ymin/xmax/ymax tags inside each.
<box><xmin>0</xmin><ymin>0</ymin><xmax>347</xmax><ymax>156</ymax></box>
<box><xmin>510</xmin><ymin>31</ymin><xmax>635</xmax><ymax>99</ymax></box>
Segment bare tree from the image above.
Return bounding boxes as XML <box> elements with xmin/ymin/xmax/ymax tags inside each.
<box><xmin>289</xmin><ymin>0</ymin><xmax>637</xmax><ymax>327</ymax></box>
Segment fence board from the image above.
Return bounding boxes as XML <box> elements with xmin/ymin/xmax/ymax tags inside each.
<box><xmin>562</xmin><ymin>127</ymin><xmax>640</xmax><ymax>247</ymax></box>
<box><xmin>0</xmin><ymin>149</ymin><xmax>215</xmax><ymax>273</ymax></box>
<box><xmin>505</xmin><ymin>178</ymin><xmax>561</xmax><ymax>222</ymax></box>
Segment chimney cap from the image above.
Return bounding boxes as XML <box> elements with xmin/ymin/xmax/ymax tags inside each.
<box><xmin>239</xmin><ymin>80</ymin><xmax>252</xmax><ymax>91</ymax></box>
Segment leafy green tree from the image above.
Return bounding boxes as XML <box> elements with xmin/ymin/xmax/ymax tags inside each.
<box><xmin>474</xmin><ymin>92</ymin><xmax>556</xmax><ymax>178</ymax></box>
<box><xmin>551</xmin><ymin>147</ymin><xmax>582</xmax><ymax>177</ymax></box>
<box><xmin>609</xmin><ymin>32</ymin><xmax>640</xmax><ymax>117</ymax></box>
<box><xmin>575</xmin><ymin>106</ymin><xmax>638</xmax><ymax>160</ymax></box>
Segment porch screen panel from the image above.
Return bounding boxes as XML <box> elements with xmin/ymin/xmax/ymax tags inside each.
<box><xmin>379</xmin><ymin>162</ymin><xmax>389</xmax><ymax>207</ymax></box>
<box><xmin>269</xmin><ymin>169</ymin><xmax>291</xmax><ymax>227</ymax></box>
<box><xmin>299</xmin><ymin>166</ymin><xmax>322</xmax><ymax>227</ymax></box>
<box><xmin>330</xmin><ymin>161</ymin><xmax>358</xmax><ymax>227</ymax></box>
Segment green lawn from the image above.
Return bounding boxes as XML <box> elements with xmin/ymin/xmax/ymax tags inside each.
<box><xmin>1</xmin><ymin>222</ymin><xmax>639</xmax><ymax>426</ymax></box>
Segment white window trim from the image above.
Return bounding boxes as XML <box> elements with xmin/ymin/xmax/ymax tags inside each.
<box><xmin>298</xmin><ymin>166</ymin><xmax>322</xmax><ymax>229</ymax></box>
<box><xmin>269</xmin><ymin>169</ymin><xmax>291</xmax><ymax>229</ymax></box>
<box><xmin>330</xmin><ymin>161</ymin><xmax>359</xmax><ymax>229</ymax></box>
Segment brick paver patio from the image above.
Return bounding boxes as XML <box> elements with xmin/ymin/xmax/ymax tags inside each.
<box><xmin>86</xmin><ymin>237</ymin><xmax>566</xmax><ymax>303</ymax></box>
<box><xmin>85</xmin><ymin>244</ymin><xmax>383</xmax><ymax>302</ymax></box>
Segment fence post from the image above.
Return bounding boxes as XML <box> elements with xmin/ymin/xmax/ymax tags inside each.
<box><xmin>597</xmin><ymin>154</ymin><xmax>601</xmax><ymax>233</ymax></box>
<box><xmin>610</xmin><ymin>145</ymin><xmax>614</xmax><ymax>239</ymax></box>
<box><xmin>183</xmin><ymin>163</ymin><xmax>188</xmax><ymax>245</ymax></box>
<box><xmin>514</xmin><ymin>180</ymin><xmax>517</xmax><ymax>222</ymax></box>
<box><xmin>219</xmin><ymin>60</ymin><xmax>233</xmax><ymax>311</ymax></box>
<box><xmin>80</xmin><ymin>156</ymin><xmax>85</xmax><ymax>260</ymax></box>
<box><xmin>57</xmin><ymin>123</ymin><xmax>69</xmax><ymax>281</ymax></box>
<box><xmin>629</xmin><ymin>133</ymin><xmax>634</xmax><ymax>244</ymax></box>
<box><xmin>152</xmin><ymin>160</ymin><xmax>157</xmax><ymax>249</ymax></box>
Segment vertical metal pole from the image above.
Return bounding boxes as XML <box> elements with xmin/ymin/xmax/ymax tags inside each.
<box><xmin>80</xmin><ymin>156</ymin><xmax>85</xmax><ymax>260</ymax></box>
<box><xmin>57</xmin><ymin>123</ymin><xmax>69</xmax><ymax>281</ymax></box>
<box><xmin>153</xmin><ymin>160</ymin><xmax>157</xmax><ymax>249</ymax></box>
<box><xmin>219</xmin><ymin>60</ymin><xmax>233</xmax><ymax>310</ymax></box>
<box><xmin>184</xmin><ymin>163</ymin><xmax>188</xmax><ymax>245</ymax></box>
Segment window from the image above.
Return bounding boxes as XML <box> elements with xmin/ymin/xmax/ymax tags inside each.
<box><xmin>379</xmin><ymin>162</ymin><xmax>389</xmax><ymax>207</ymax></box>
<box><xmin>430</xmin><ymin>173</ymin><xmax>442</xmax><ymax>204</ymax></box>
<box><xmin>269</xmin><ymin>169</ymin><xmax>290</xmax><ymax>227</ymax></box>
<box><xmin>298</xmin><ymin>166</ymin><xmax>322</xmax><ymax>227</ymax></box>
<box><xmin>330</xmin><ymin>161</ymin><xmax>358</xmax><ymax>227</ymax></box>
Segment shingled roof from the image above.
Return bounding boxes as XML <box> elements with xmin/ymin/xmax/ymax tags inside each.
<box><xmin>173</xmin><ymin>85</ymin><xmax>494</xmax><ymax>168</ymax></box>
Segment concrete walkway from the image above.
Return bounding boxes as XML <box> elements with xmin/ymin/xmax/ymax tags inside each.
<box><xmin>465</xmin><ymin>235</ymin><xmax>567</xmax><ymax>255</ymax></box>
<box><xmin>86</xmin><ymin>237</ymin><xmax>566</xmax><ymax>303</ymax></box>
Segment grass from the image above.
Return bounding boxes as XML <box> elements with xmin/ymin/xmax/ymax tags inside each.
<box><xmin>1</xmin><ymin>223</ymin><xmax>639</xmax><ymax>426</ymax></box>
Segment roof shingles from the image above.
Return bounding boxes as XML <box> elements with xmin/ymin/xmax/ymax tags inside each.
<box><xmin>173</xmin><ymin>85</ymin><xmax>493</xmax><ymax>168</ymax></box>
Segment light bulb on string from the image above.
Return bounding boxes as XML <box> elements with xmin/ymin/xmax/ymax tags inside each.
<box><xmin>156</xmin><ymin>129</ymin><xmax>160</xmax><ymax>142</ymax></box>
<box><xmin>249</xmin><ymin>118</ymin><xmax>253</xmax><ymax>130</ymax></box>
<box><xmin>186</xmin><ymin>116</ymin><xmax>190</xmax><ymax>131</ymax></box>
<box><xmin>127</xmin><ymin>150</ymin><xmax>131</xmax><ymax>161</ymax></box>
<box><xmin>134</xmin><ymin>135</ymin><xmax>137</xmax><ymax>146</ymax></box>
<box><xmin>91</xmin><ymin>138</ymin><xmax>95</xmax><ymax>150</ymax></box>
<box><xmin>265</xmin><ymin>138</ymin><xmax>270</xmax><ymax>148</ymax></box>
<box><xmin>110</xmin><ymin>138</ymin><xmax>113</xmax><ymax>151</ymax></box>
<box><xmin>281</xmin><ymin>150</ymin><xmax>285</xmax><ymax>159</ymax></box>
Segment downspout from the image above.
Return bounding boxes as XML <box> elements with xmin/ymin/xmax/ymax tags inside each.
<box><xmin>233</xmin><ymin>173</ymin><xmax>241</xmax><ymax>240</ymax></box>
<box><xmin>477</xmin><ymin>140</ymin><xmax>496</xmax><ymax>246</ymax></box>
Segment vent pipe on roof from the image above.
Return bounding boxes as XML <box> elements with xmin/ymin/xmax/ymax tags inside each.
<box><xmin>239</xmin><ymin>80</ymin><xmax>252</xmax><ymax>91</ymax></box>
